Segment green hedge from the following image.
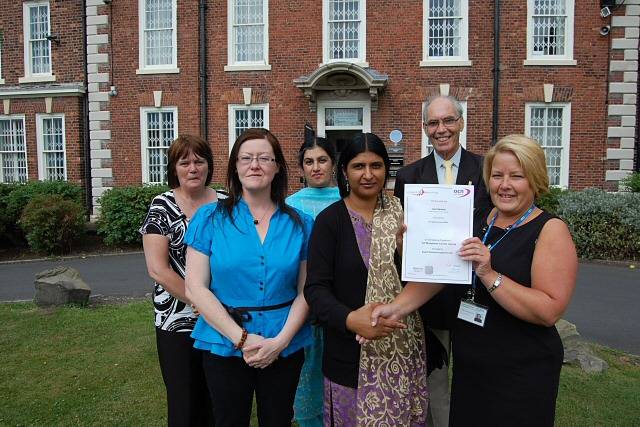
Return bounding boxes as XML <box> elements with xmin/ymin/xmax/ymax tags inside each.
<box><xmin>97</xmin><ymin>185</ymin><xmax>169</xmax><ymax>246</ymax></box>
<box><xmin>19</xmin><ymin>194</ymin><xmax>85</xmax><ymax>254</ymax></box>
<box><xmin>0</xmin><ymin>181</ymin><xmax>85</xmax><ymax>245</ymax></box>
<box><xmin>535</xmin><ymin>186</ymin><xmax>567</xmax><ymax>215</ymax></box>
<box><xmin>556</xmin><ymin>188</ymin><xmax>640</xmax><ymax>261</ymax></box>
<box><xmin>620</xmin><ymin>171</ymin><xmax>640</xmax><ymax>193</ymax></box>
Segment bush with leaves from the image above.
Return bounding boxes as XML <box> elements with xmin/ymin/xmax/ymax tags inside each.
<box><xmin>556</xmin><ymin>188</ymin><xmax>640</xmax><ymax>260</ymax></box>
<box><xmin>19</xmin><ymin>194</ymin><xmax>85</xmax><ymax>254</ymax></box>
<box><xmin>1</xmin><ymin>181</ymin><xmax>84</xmax><ymax>246</ymax></box>
<box><xmin>535</xmin><ymin>186</ymin><xmax>567</xmax><ymax>215</ymax></box>
<box><xmin>620</xmin><ymin>171</ymin><xmax>640</xmax><ymax>193</ymax></box>
<box><xmin>97</xmin><ymin>184</ymin><xmax>169</xmax><ymax>246</ymax></box>
<box><xmin>0</xmin><ymin>183</ymin><xmax>19</xmax><ymax>240</ymax></box>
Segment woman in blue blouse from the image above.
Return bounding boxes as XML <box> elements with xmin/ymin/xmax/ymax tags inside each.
<box><xmin>184</xmin><ymin>128</ymin><xmax>313</xmax><ymax>427</ymax></box>
<box><xmin>286</xmin><ymin>136</ymin><xmax>340</xmax><ymax>427</ymax></box>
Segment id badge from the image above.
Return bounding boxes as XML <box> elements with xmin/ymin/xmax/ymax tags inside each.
<box><xmin>458</xmin><ymin>300</ymin><xmax>488</xmax><ymax>327</ymax></box>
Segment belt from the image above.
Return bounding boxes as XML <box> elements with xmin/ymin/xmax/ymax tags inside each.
<box><xmin>223</xmin><ymin>298</ymin><xmax>295</xmax><ymax>327</ymax></box>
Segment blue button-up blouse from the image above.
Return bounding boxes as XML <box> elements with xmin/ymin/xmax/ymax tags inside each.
<box><xmin>184</xmin><ymin>198</ymin><xmax>313</xmax><ymax>357</ymax></box>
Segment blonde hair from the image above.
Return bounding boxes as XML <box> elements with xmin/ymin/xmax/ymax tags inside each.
<box><xmin>483</xmin><ymin>134</ymin><xmax>550</xmax><ymax>198</ymax></box>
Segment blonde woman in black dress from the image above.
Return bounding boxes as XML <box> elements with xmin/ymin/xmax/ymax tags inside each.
<box><xmin>373</xmin><ymin>134</ymin><xmax>577</xmax><ymax>426</ymax></box>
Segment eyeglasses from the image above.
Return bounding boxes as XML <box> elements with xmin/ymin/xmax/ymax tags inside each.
<box><xmin>425</xmin><ymin>116</ymin><xmax>461</xmax><ymax>129</ymax></box>
<box><xmin>237</xmin><ymin>154</ymin><xmax>276</xmax><ymax>166</ymax></box>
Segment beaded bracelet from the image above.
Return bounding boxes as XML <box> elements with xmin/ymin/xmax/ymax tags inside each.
<box><xmin>235</xmin><ymin>328</ymin><xmax>248</xmax><ymax>350</ymax></box>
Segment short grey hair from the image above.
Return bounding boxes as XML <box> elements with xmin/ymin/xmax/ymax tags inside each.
<box><xmin>423</xmin><ymin>95</ymin><xmax>464</xmax><ymax>123</ymax></box>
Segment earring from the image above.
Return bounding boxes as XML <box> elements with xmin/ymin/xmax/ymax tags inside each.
<box><xmin>346</xmin><ymin>179</ymin><xmax>350</xmax><ymax>193</ymax></box>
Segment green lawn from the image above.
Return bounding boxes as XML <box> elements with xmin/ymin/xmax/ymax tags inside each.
<box><xmin>1</xmin><ymin>301</ymin><xmax>638</xmax><ymax>426</ymax></box>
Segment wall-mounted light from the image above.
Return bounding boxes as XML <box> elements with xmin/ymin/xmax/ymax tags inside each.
<box><xmin>599</xmin><ymin>25</ymin><xmax>611</xmax><ymax>36</ymax></box>
<box><xmin>46</xmin><ymin>34</ymin><xmax>61</xmax><ymax>45</ymax></box>
<box><xmin>600</xmin><ymin>6</ymin><xmax>611</xmax><ymax>18</ymax></box>
<box><xmin>109</xmin><ymin>86</ymin><xmax>118</xmax><ymax>97</ymax></box>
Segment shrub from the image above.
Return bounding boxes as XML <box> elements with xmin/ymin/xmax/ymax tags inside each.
<box><xmin>620</xmin><ymin>171</ymin><xmax>640</xmax><ymax>193</ymax></box>
<box><xmin>556</xmin><ymin>188</ymin><xmax>640</xmax><ymax>260</ymax></box>
<box><xmin>1</xmin><ymin>181</ymin><xmax>84</xmax><ymax>246</ymax></box>
<box><xmin>535</xmin><ymin>186</ymin><xmax>567</xmax><ymax>215</ymax></box>
<box><xmin>97</xmin><ymin>184</ymin><xmax>169</xmax><ymax>246</ymax></box>
<box><xmin>19</xmin><ymin>194</ymin><xmax>86</xmax><ymax>254</ymax></box>
<box><xmin>0</xmin><ymin>183</ymin><xmax>19</xmax><ymax>239</ymax></box>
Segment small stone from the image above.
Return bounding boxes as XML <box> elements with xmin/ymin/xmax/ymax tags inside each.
<box><xmin>34</xmin><ymin>267</ymin><xmax>91</xmax><ymax>307</ymax></box>
<box><xmin>557</xmin><ymin>319</ymin><xmax>608</xmax><ymax>373</ymax></box>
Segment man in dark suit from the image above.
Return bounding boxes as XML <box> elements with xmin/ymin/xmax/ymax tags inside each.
<box><xmin>394</xmin><ymin>95</ymin><xmax>491</xmax><ymax>427</ymax></box>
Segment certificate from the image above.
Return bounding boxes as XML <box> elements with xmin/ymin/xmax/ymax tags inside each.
<box><xmin>401</xmin><ymin>184</ymin><xmax>474</xmax><ymax>284</ymax></box>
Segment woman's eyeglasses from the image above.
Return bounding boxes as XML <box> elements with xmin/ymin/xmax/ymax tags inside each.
<box><xmin>237</xmin><ymin>155</ymin><xmax>276</xmax><ymax>166</ymax></box>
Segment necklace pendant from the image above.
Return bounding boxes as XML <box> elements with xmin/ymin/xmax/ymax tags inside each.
<box><xmin>253</xmin><ymin>219</ymin><xmax>259</xmax><ymax>225</ymax></box>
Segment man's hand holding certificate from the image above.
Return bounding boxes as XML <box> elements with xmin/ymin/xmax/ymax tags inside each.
<box><xmin>401</xmin><ymin>184</ymin><xmax>474</xmax><ymax>284</ymax></box>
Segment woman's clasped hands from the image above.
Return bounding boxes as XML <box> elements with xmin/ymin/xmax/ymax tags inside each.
<box><xmin>242</xmin><ymin>333</ymin><xmax>287</xmax><ymax>370</ymax></box>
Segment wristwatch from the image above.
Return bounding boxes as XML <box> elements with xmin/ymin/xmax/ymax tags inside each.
<box><xmin>487</xmin><ymin>273</ymin><xmax>503</xmax><ymax>294</ymax></box>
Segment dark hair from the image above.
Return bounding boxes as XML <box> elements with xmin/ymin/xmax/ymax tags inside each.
<box><xmin>220</xmin><ymin>128</ymin><xmax>301</xmax><ymax>226</ymax></box>
<box><xmin>336</xmin><ymin>132</ymin><xmax>391</xmax><ymax>198</ymax></box>
<box><xmin>297</xmin><ymin>137</ymin><xmax>337</xmax><ymax>168</ymax></box>
<box><xmin>167</xmin><ymin>135</ymin><xmax>213</xmax><ymax>189</ymax></box>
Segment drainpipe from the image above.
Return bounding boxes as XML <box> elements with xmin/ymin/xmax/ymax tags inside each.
<box><xmin>82</xmin><ymin>0</ymin><xmax>92</xmax><ymax>216</ymax></box>
<box><xmin>199</xmin><ymin>0</ymin><xmax>208</xmax><ymax>140</ymax></box>
<box><xmin>491</xmin><ymin>0</ymin><xmax>501</xmax><ymax>145</ymax></box>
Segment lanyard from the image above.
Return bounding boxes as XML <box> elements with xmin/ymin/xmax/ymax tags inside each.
<box><xmin>467</xmin><ymin>205</ymin><xmax>536</xmax><ymax>301</ymax></box>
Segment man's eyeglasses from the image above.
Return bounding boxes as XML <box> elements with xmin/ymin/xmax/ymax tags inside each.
<box><xmin>237</xmin><ymin>154</ymin><xmax>276</xmax><ymax>166</ymax></box>
<box><xmin>425</xmin><ymin>116</ymin><xmax>461</xmax><ymax>129</ymax></box>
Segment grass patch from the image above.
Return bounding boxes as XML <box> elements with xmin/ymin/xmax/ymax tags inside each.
<box><xmin>1</xmin><ymin>301</ymin><xmax>638</xmax><ymax>426</ymax></box>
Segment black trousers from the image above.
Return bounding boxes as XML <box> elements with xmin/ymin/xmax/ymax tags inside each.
<box><xmin>156</xmin><ymin>327</ymin><xmax>214</xmax><ymax>427</ymax></box>
<box><xmin>202</xmin><ymin>349</ymin><xmax>304</xmax><ymax>427</ymax></box>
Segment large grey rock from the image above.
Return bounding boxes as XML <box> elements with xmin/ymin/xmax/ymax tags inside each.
<box><xmin>557</xmin><ymin>319</ymin><xmax>608</xmax><ymax>373</ymax></box>
<box><xmin>34</xmin><ymin>267</ymin><xmax>91</xmax><ymax>307</ymax></box>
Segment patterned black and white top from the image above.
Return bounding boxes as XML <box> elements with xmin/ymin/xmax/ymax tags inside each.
<box><xmin>139</xmin><ymin>189</ymin><xmax>228</xmax><ymax>332</ymax></box>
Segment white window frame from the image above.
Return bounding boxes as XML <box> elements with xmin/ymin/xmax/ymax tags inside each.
<box><xmin>524</xmin><ymin>102</ymin><xmax>571</xmax><ymax>188</ymax></box>
<box><xmin>421</xmin><ymin>0</ymin><xmax>471</xmax><ymax>67</ymax></box>
<box><xmin>421</xmin><ymin>100</ymin><xmax>467</xmax><ymax>158</ymax></box>
<box><xmin>317</xmin><ymin>100</ymin><xmax>371</xmax><ymax>137</ymax></box>
<box><xmin>0</xmin><ymin>115</ymin><xmax>28</xmax><ymax>183</ymax></box>
<box><xmin>227</xmin><ymin>104</ymin><xmax>270</xmax><ymax>153</ymax></box>
<box><xmin>524</xmin><ymin>0</ymin><xmax>576</xmax><ymax>66</ymax></box>
<box><xmin>137</xmin><ymin>0</ymin><xmax>179</xmax><ymax>75</ymax></box>
<box><xmin>20</xmin><ymin>1</ymin><xmax>56</xmax><ymax>83</ymax></box>
<box><xmin>140</xmin><ymin>107</ymin><xmax>178</xmax><ymax>184</ymax></box>
<box><xmin>36</xmin><ymin>113</ymin><xmax>67</xmax><ymax>181</ymax></box>
<box><xmin>224</xmin><ymin>0</ymin><xmax>271</xmax><ymax>72</ymax></box>
<box><xmin>322</xmin><ymin>0</ymin><xmax>368</xmax><ymax>67</ymax></box>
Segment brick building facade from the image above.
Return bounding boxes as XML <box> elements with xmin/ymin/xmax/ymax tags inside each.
<box><xmin>1</xmin><ymin>0</ymin><xmax>638</xmax><ymax>216</ymax></box>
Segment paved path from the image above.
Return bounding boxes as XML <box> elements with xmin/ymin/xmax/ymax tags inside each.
<box><xmin>1</xmin><ymin>253</ymin><xmax>638</xmax><ymax>354</ymax></box>
<box><xmin>0</xmin><ymin>252</ymin><xmax>151</xmax><ymax>300</ymax></box>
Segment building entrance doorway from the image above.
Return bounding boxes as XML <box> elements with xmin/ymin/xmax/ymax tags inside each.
<box><xmin>317</xmin><ymin>100</ymin><xmax>371</xmax><ymax>161</ymax></box>
<box><xmin>325</xmin><ymin>129</ymin><xmax>360</xmax><ymax>158</ymax></box>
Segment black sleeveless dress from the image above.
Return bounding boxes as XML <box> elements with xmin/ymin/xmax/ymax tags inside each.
<box><xmin>449</xmin><ymin>208</ymin><xmax>564</xmax><ymax>427</ymax></box>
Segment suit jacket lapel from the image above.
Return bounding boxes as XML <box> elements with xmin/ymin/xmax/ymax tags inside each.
<box><xmin>421</xmin><ymin>153</ymin><xmax>439</xmax><ymax>184</ymax></box>
<box><xmin>456</xmin><ymin>148</ymin><xmax>476</xmax><ymax>185</ymax></box>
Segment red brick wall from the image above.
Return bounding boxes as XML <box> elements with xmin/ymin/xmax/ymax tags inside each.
<box><xmin>2</xmin><ymin>97</ymin><xmax>85</xmax><ymax>184</ymax></box>
<box><xmin>0</xmin><ymin>0</ymin><xmax>85</xmax><ymax>187</ymax></box>
<box><xmin>0</xmin><ymin>0</ymin><xmax>85</xmax><ymax>84</ymax></box>
<box><xmin>102</xmin><ymin>0</ymin><xmax>611</xmax><ymax>191</ymax></box>
<box><xmin>107</xmin><ymin>0</ymin><xmax>201</xmax><ymax>186</ymax></box>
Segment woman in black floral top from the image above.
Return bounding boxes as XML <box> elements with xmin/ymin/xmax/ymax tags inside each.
<box><xmin>140</xmin><ymin>135</ymin><xmax>226</xmax><ymax>426</ymax></box>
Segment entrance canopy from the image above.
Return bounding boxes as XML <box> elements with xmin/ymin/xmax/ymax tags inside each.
<box><xmin>294</xmin><ymin>62</ymin><xmax>388</xmax><ymax>112</ymax></box>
